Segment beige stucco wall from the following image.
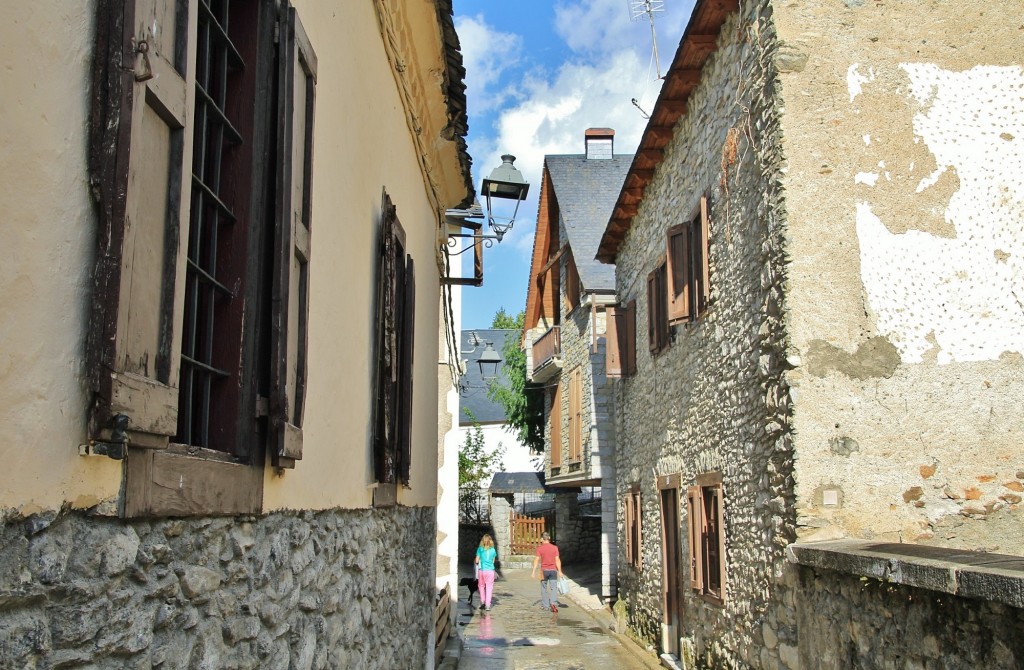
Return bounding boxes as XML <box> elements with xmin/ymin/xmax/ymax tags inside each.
<box><xmin>773</xmin><ymin>0</ymin><xmax>1024</xmax><ymax>550</ymax></box>
<box><xmin>0</xmin><ymin>0</ymin><xmax>464</xmax><ymax>513</ymax></box>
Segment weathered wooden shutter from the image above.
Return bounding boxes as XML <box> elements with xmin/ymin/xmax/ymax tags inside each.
<box><xmin>270</xmin><ymin>4</ymin><xmax>317</xmax><ymax>469</ymax></box>
<box><xmin>397</xmin><ymin>256</ymin><xmax>416</xmax><ymax>486</ymax></box>
<box><xmin>698</xmin><ymin>194</ymin><xmax>711</xmax><ymax>314</ymax></box>
<box><xmin>703</xmin><ymin>486</ymin><xmax>722</xmax><ymax>597</ymax></box>
<box><xmin>623</xmin><ymin>300</ymin><xmax>637</xmax><ymax>375</ymax></box>
<box><xmin>647</xmin><ymin>271</ymin><xmax>658</xmax><ymax>354</ymax></box>
<box><xmin>568</xmin><ymin>367</ymin><xmax>582</xmax><ymax>461</ymax></box>
<box><xmin>687</xmin><ymin>486</ymin><xmax>702</xmax><ymax>590</ymax></box>
<box><xmin>550</xmin><ymin>382</ymin><xmax>562</xmax><ymax>468</ymax></box>
<box><xmin>666</xmin><ymin>223</ymin><xmax>691</xmax><ymax>324</ymax></box>
<box><xmin>87</xmin><ymin>0</ymin><xmax>195</xmax><ymax>449</ymax></box>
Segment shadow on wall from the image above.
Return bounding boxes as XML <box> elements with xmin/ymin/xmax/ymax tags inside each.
<box><xmin>459</xmin><ymin>523</ymin><xmax>505</xmax><ymax>577</ymax></box>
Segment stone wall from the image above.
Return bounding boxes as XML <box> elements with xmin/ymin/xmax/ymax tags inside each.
<box><xmin>611</xmin><ymin>0</ymin><xmax>795</xmax><ymax>664</ymax></box>
<box><xmin>0</xmin><ymin>506</ymin><xmax>436</xmax><ymax>669</ymax></box>
<box><xmin>793</xmin><ymin>566</ymin><xmax>1024</xmax><ymax>669</ymax></box>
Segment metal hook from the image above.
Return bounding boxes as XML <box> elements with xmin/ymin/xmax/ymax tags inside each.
<box><xmin>134</xmin><ymin>39</ymin><xmax>154</xmax><ymax>82</ymax></box>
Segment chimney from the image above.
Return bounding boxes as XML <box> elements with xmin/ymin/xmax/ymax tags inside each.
<box><xmin>585</xmin><ymin>128</ymin><xmax>614</xmax><ymax>160</ymax></box>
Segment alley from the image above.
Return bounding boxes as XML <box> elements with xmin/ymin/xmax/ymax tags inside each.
<box><xmin>450</xmin><ymin>568</ymin><xmax>657</xmax><ymax>670</ymax></box>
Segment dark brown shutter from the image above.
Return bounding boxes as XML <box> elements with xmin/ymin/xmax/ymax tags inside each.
<box><xmin>647</xmin><ymin>271</ymin><xmax>658</xmax><ymax>353</ymax></box>
<box><xmin>270</xmin><ymin>5</ymin><xmax>317</xmax><ymax>468</ymax></box>
<box><xmin>624</xmin><ymin>299</ymin><xmax>637</xmax><ymax>376</ymax></box>
<box><xmin>624</xmin><ymin>492</ymin><xmax>634</xmax><ymax>565</ymax></box>
<box><xmin>698</xmin><ymin>194</ymin><xmax>711</xmax><ymax>314</ymax></box>
<box><xmin>397</xmin><ymin>255</ymin><xmax>415</xmax><ymax>486</ymax></box>
<box><xmin>87</xmin><ymin>0</ymin><xmax>194</xmax><ymax>448</ymax></box>
<box><xmin>666</xmin><ymin>224</ymin><xmax>691</xmax><ymax>324</ymax></box>
<box><xmin>687</xmin><ymin>486</ymin><xmax>702</xmax><ymax>589</ymax></box>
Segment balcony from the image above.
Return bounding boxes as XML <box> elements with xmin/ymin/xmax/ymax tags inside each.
<box><xmin>531</xmin><ymin>326</ymin><xmax>562</xmax><ymax>383</ymax></box>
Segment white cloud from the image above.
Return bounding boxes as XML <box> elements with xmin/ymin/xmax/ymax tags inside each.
<box><xmin>455</xmin><ymin>15</ymin><xmax>523</xmax><ymax>115</ymax></box>
<box><xmin>554</xmin><ymin>0</ymin><xmax>693</xmax><ymax>59</ymax></box>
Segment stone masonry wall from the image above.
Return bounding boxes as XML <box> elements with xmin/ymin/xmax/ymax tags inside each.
<box><xmin>0</xmin><ymin>506</ymin><xmax>435</xmax><ymax>669</ymax></box>
<box><xmin>793</xmin><ymin>566</ymin><xmax>1024</xmax><ymax>669</ymax></box>
<box><xmin>612</xmin><ymin>0</ymin><xmax>796</xmax><ymax>666</ymax></box>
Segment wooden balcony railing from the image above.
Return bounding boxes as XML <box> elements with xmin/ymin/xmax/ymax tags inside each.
<box><xmin>532</xmin><ymin>326</ymin><xmax>561</xmax><ymax>373</ymax></box>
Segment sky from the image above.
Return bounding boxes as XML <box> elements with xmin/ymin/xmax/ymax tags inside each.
<box><xmin>453</xmin><ymin>0</ymin><xmax>696</xmax><ymax>329</ymax></box>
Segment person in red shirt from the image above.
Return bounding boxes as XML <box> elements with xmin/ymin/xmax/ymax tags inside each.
<box><xmin>530</xmin><ymin>532</ymin><xmax>563</xmax><ymax>612</ymax></box>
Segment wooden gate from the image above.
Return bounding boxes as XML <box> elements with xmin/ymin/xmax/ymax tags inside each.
<box><xmin>434</xmin><ymin>584</ymin><xmax>452</xmax><ymax>666</ymax></box>
<box><xmin>510</xmin><ymin>511</ymin><xmax>546</xmax><ymax>554</ymax></box>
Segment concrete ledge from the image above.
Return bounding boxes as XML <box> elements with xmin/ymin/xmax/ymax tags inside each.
<box><xmin>787</xmin><ymin>540</ymin><xmax>1024</xmax><ymax>609</ymax></box>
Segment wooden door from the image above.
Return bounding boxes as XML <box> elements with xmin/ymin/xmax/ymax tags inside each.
<box><xmin>659</xmin><ymin>474</ymin><xmax>683</xmax><ymax>655</ymax></box>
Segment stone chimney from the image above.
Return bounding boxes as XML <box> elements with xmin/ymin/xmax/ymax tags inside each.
<box><xmin>585</xmin><ymin>128</ymin><xmax>614</xmax><ymax>159</ymax></box>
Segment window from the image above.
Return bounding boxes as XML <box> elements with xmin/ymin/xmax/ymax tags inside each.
<box><xmin>688</xmin><ymin>472</ymin><xmax>726</xmax><ymax>604</ymax></box>
<box><xmin>568</xmin><ymin>366</ymin><xmax>583</xmax><ymax>462</ymax></box>
<box><xmin>647</xmin><ymin>260</ymin><xmax>668</xmax><ymax>354</ymax></box>
<box><xmin>666</xmin><ymin>194</ymin><xmax>711</xmax><ymax>324</ymax></box>
<box><xmin>371</xmin><ymin>191</ymin><xmax>416</xmax><ymax>507</ymax></box>
<box><xmin>550</xmin><ymin>381</ymin><xmax>562</xmax><ymax>470</ymax></box>
<box><xmin>605</xmin><ymin>300</ymin><xmax>636</xmax><ymax>378</ymax></box>
<box><xmin>87</xmin><ymin>0</ymin><xmax>316</xmax><ymax>516</ymax></box>
<box><xmin>624</xmin><ymin>484</ymin><xmax>642</xmax><ymax>568</ymax></box>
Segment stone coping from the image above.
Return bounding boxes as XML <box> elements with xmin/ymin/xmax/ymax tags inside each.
<box><xmin>787</xmin><ymin>540</ymin><xmax>1024</xmax><ymax>609</ymax></box>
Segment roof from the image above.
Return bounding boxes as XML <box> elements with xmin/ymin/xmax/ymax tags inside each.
<box><xmin>546</xmin><ymin>154</ymin><xmax>633</xmax><ymax>290</ymax></box>
<box><xmin>596</xmin><ymin>0</ymin><xmax>739</xmax><ymax>262</ymax></box>
<box><xmin>435</xmin><ymin>0</ymin><xmax>475</xmax><ymax>208</ymax></box>
<box><xmin>488</xmin><ymin>471</ymin><xmax>549</xmax><ymax>494</ymax></box>
<box><xmin>459</xmin><ymin>329</ymin><xmax>517</xmax><ymax>425</ymax></box>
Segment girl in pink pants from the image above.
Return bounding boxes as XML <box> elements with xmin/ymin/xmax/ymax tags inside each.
<box><xmin>474</xmin><ymin>534</ymin><xmax>498</xmax><ymax>610</ymax></box>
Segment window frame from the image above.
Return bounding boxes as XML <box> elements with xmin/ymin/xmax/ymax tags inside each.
<box><xmin>687</xmin><ymin>471</ymin><xmax>726</xmax><ymax>605</ymax></box>
<box><xmin>549</xmin><ymin>380</ymin><xmax>563</xmax><ymax>471</ymax></box>
<box><xmin>88</xmin><ymin>0</ymin><xmax>315</xmax><ymax>517</ymax></box>
<box><xmin>647</xmin><ymin>259</ymin><xmax>669</xmax><ymax>355</ymax></box>
<box><xmin>666</xmin><ymin>194</ymin><xmax>711</xmax><ymax>325</ymax></box>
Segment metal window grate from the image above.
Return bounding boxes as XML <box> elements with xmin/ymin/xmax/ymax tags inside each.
<box><xmin>177</xmin><ymin>0</ymin><xmax>245</xmax><ymax>447</ymax></box>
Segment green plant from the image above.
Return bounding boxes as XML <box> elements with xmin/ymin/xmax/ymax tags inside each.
<box><xmin>485</xmin><ymin>309</ymin><xmax>545</xmax><ymax>454</ymax></box>
<box><xmin>458</xmin><ymin>410</ymin><xmax>505</xmax><ymax>523</ymax></box>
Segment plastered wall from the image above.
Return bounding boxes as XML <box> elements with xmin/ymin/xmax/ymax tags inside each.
<box><xmin>773</xmin><ymin>0</ymin><xmax>1024</xmax><ymax>552</ymax></box>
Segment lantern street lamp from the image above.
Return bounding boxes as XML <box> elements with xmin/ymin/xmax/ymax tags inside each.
<box><xmin>476</xmin><ymin>342</ymin><xmax>502</xmax><ymax>381</ymax></box>
<box><xmin>481</xmin><ymin>154</ymin><xmax>530</xmax><ymax>241</ymax></box>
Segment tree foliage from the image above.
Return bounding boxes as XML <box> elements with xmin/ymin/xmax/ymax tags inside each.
<box><xmin>486</xmin><ymin>309</ymin><xmax>545</xmax><ymax>453</ymax></box>
<box><xmin>458</xmin><ymin>410</ymin><xmax>505</xmax><ymax>523</ymax></box>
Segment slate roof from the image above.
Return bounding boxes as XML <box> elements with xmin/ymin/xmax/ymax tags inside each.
<box><xmin>488</xmin><ymin>471</ymin><xmax>548</xmax><ymax>494</ymax></box>
<box><xmin>545</xmin><ymin>154</ymin><xmax>633</xmax><ymax>291</ymax></box>
<box><xmin>459</xmin><ymin>329</ymin><xmax>517</xmax><ymax>425</ymax></box>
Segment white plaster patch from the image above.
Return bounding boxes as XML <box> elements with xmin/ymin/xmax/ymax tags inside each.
<box><xmin>855</xmin><ymin>172</ymin><xmax>879</xmax><ymax>186</ymax></box>
<box><xmin>847</xmin><ymin>64</ymin><xmax>873</xmax><ymax>102</ymax></box>
<box><xmin>855</xmin><ymin>64</ymin><xmax>1024</xmax><ymax>364</ymax></box>
<box><xmin>863</xmin><ymin>134</ymin><xmax>871</xmax><ymax>146</ymax></box>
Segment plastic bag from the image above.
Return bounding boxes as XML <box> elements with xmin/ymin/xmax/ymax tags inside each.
<box><xmin>556</xmin><ymin>576</ymin><xmax>570</xmax><ymax>595</ymax></box>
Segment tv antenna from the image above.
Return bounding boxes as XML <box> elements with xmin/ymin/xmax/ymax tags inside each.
<box><xmin>628</xmin><ymin>0</ymin><xmax>665</xmax><ymax>79</ymax></box>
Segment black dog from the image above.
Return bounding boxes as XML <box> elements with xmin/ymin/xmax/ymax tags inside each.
<box><xmin>458</xmin><ymin>577</ymin><xmax>479</xmax><ymax>605</ymax></box>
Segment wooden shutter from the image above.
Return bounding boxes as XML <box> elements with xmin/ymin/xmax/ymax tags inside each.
<box><xmin>703</xmin><ymin>485</ymin><xmax>723</xmax><ymax>598</ymax></box>
<box><xmin>270</xmin><ymin>5</ymin><xmax>317</xmax><ymax>468</ymax></box>
<box><xmin>373</xmin><ymin>192</ymin><xmax>406</xmax><ymax>487</ymax></box>
<box><xmin>87</xmin><ymin>0</ymin><xmax>195</xmax><ymax>448</ymax></box>
<box><xmin>624</xmin><ymin>300</ymin><xmax>637</xmax><ymax>375</ymax></box>
<box><xmin>624</xmin><ymin>492</ymin><xmax>634</xmax><ymax>565</ymax></box>
<box><xmin>564</xmin><ymin>252</ymin><xmax>580</xmax><ymax>311</ymax></box>
<box><xmin>666</xmin><ymin>223</ymin><xmax>692</xmax><ymax>324</ymax></box>
<box><xmin>397</xmin><ymin>256</ymin><xmax>415</xmax><ymax>486</ymax></box>
<box><xmin>606</xmin><ymin>305</ymin><xmax>623</xmax><ymax>378</ymax></box>
<box><xmin>550</xmin><ymin>381</ymin><xmax>562</xmax><ymax>467</ymax></box>
<box><xmin>698</xmin><ymin>194</ymin><xmax>711</xmax><ymax>314</ymax></box>
<box><xmin>569</xmin><ymin>367</ymin><xmax>582</xmax><ymax>461</ymax></box>
<box><xmin>687</xmin><ymin>486</ymin><xmax>702</xmax><ymax>590</ymax></box>
<box><xmin>647</xmin><ymin>263</ymin><xmax>668</xmax><ymax>354</ymax></box>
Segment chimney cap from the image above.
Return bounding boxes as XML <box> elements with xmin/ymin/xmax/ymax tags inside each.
<box><xmin>585</xmin><ymin>128</ymin><xmax>615</xmax><ymax>138</ymax></box>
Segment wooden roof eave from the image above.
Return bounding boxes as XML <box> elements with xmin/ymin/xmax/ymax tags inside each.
<box><xmin>595</xmin><ymin>0</ymin><xmax>738</xmax><ymax>265</ymax></box>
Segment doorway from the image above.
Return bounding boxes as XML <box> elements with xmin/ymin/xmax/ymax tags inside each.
<box><xmin>658</xmin><ymin>473</ymin><xmax>683</xmax><ymax>656</ymax></box>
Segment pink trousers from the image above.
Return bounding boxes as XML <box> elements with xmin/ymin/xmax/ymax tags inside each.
<box><xmin>478</xmin><ymin>569</ymin><xmax>496</xmax><ymax>606</ymax></box>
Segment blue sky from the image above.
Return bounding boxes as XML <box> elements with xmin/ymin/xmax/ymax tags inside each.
<box><xmin>453</xmin><ymin>0</ymin><xmax>696</xmax><ymax>329</ymax></box>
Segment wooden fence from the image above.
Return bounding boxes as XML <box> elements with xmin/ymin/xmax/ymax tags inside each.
<box><xmin>510</xmin><ymin>511</ymin><xmax>546</xmax><ymax>554</ymax></box>
<box><xmin>434</xmin><ymin>584</ymin><xmax>452</xmax><ymax>666</ymax></box>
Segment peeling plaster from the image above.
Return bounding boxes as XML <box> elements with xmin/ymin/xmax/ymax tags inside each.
<box><xmin>855</xmin><ymin>64</ymin><xmax>1024</xmax><ymax>364</ymax></box>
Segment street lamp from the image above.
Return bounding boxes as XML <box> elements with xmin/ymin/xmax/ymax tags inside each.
<box><xmin>481</xmin><ymin>154</ymin><xmax>530</xmax><ymax>241</ymax></box>
<box><xmin>476</xmin><ymin>342</ymin><xmax>502</xmax><ymax>380</ymax></box>
<box><xmin>443</xmin><ymin>154</ymin><xmax>530</xmax><ymax>286</ymax></box>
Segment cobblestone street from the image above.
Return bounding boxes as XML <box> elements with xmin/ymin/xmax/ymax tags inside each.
<box><xmin>448</xmin><ymin>568</ymin><xmax>658</xmax><ymax>670</ymax></box>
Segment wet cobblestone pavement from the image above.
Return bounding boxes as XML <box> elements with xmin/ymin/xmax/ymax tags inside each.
<box><xmin>452</xmin><ymin>568</ymin><xmax>654</xmax><ymax>669</ymax></box>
